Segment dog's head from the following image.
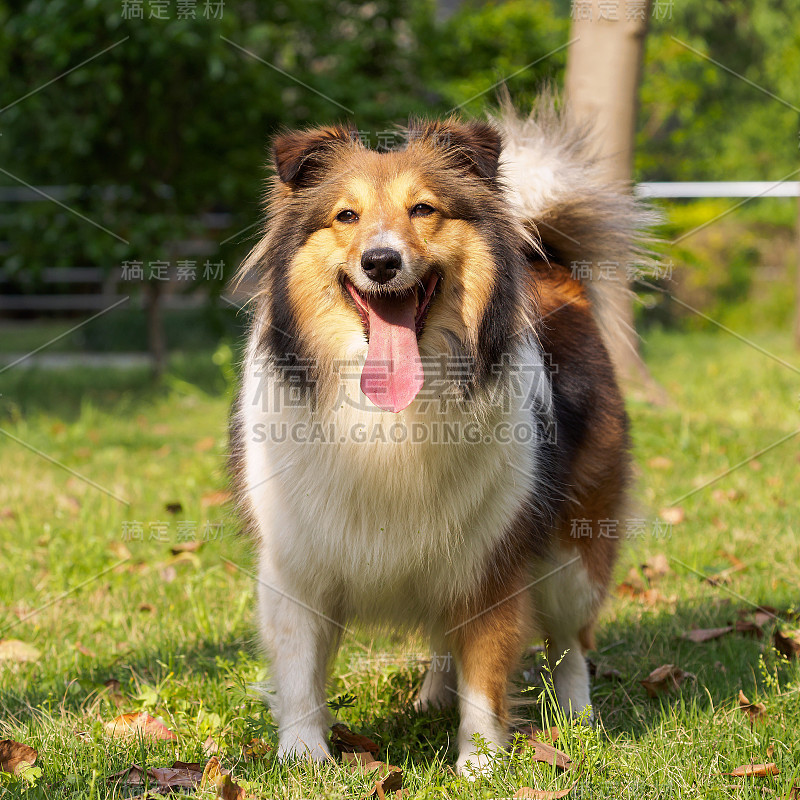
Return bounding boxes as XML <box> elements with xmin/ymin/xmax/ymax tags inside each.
<box><xmin>253</xmin><ymin>119</ymin><xmax>528</xmax><ymax>412</ymax></box>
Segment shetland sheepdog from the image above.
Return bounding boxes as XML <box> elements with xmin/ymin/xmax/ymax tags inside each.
<box><xmin>230</xmin><ymin>99</ymin><xmax>649</xmax><ymax>774</ymax></box>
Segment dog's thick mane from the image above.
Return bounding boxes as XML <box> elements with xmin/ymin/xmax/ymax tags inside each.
<box><xmin>491</xmin><ymin>95</ymin><xmax>657</xmax><ymax>360</ymax></box>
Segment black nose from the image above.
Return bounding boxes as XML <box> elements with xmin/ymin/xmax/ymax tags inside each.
<box><xmin>361</xmin><ymin>247</ymin><xmax>402</xmax><ymax>284</ymax></box>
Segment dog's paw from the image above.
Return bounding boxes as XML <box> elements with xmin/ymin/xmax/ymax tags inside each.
<box><xmin>455</xmin><ymin>746</ymin><xmax>502</xmax><ymax>779</ymax></box>
<box><xmin>277</xmin><ymin>730</ymin><xmax>331</xmax><ymax>763</ymax></box>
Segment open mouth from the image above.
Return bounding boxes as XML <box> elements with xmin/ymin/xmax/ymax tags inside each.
<box><xmin>343</xmin><ymin>271</ymin><xmax>439</xmax><ymax>340</ymax></box>
<box><xmin>341</xmin><ymin>272</ymin><xmax>439</xmax><ymax>413</ymax></box>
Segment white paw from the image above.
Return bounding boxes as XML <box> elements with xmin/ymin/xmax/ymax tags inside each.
<box><xmin>456</xmin><ymin>746</ymin><xmax>502</xmax><ymax>779</ymax></box>
<box><xmin>277</xmin><ymin>729</ymin><xmax>331</xmax><ymax>763</ymax></box>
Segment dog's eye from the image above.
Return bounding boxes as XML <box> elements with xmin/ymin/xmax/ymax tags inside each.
<box><xmin>336</xmin><ymin>209</ymin><xmax>359</xmax><ymax>224</ymax></box>
<box><xmin>410</xmin><ymin>203</ymin><xmax>435</xmax><ymax>218</ymax></box>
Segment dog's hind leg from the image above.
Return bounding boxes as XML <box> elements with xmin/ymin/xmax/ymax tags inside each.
<box><xmin>533</xmin><ymin>545</ymin><xmax>605</xmax><ymax>722</ymax></box>
<box><xmin>413</xmin><ymin>632</ymin><xmax>457</xmax><ymax>712</ymax></box>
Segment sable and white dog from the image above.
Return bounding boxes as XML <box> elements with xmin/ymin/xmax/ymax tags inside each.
<box><xmin>230</xmin><ymin>100</ymin><xmax>648</xmax><ymax>774</ymax></box>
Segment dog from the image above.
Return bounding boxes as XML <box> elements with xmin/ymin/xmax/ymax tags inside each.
<box><xmin>229</xmin><ymin>99</ymin><xmax>649</xmax><ymax>774</ymax></box>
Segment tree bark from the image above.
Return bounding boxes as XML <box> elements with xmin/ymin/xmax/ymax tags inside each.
<box><xmin>146</xmin><ymin>281</ymin><xmax>167</xmax><ymax>379</ymax></box>
<box><xmin>565</xmin><ymin>0</ymin><xmax>665</xmax><ymax>401</ymax></box>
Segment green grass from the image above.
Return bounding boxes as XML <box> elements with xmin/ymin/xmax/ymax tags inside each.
<box><xmin>1</xmin><ymin>328</ymin><xmax>799</xmax><ymax>798</ymax></box>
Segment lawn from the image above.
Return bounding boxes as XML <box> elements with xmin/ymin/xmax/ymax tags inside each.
<box><xmin>1</xmin><ymin>327</ymin><xmax>799</xmax><ymax>799</ymax></box>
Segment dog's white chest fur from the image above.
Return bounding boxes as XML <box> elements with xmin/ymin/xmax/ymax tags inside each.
<box><xmin>239</xmin><ymin>339</ymin><xmax>547</xmax><ymax>624</ymax></box>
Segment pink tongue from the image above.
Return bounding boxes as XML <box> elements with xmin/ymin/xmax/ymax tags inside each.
<box><xmin>361</xmin><ymin>294</ymin><xmax>424</xmax><ymax>412</ymax></box>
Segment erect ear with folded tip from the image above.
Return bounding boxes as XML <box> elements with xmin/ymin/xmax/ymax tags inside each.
<box><xmin>272</xmin><ymin>125</ymin><xmax>359</xmax><ymax>188</ymax></box>
<box><xmin>407</xmin><ymin>118</ymin><xmax>502</xmax><ymax>181</ymax></box>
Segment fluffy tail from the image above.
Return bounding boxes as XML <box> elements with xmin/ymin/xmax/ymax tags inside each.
<box><xmin>490</xmin><ymin>93</ymin><xmax>659</xmax><ymax>359</ymax></box>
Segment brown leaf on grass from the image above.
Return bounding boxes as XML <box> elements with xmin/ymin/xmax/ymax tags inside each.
<box><xmin>683</xmin><ymin>626</ymin><xmax>733</xmax><ymax>643</ymax></box>
<box><xmin>203</xmin><ymin>736</ymin><xmax>220</xmax><ymax>756</ymax></box>
<box><xmin>164</xmin><ymin>501</ymin><xmax>183</xmax><ymax>514</ymax></box>
<box><xmin>0</xmin><ymin>639</ymin><xmax>41</xmax><ymax>663</ymax></box>
<box><xmin>659</xmin><ymin>506</ymin><xmax>685</xmax><ymax>525</ymax></box>
<box><xmin>194</xmin><ymin>436</ymin><xmax>216</xmax><ymax>452</ymax></box>
<box><xmin>342</xmin><ymin>751</ymin><xmax>403</xmax><ymax>799</ymax></box>
<box><xmin>642</xmin><ymin>554</ymin><xmax>670</xmax><ymax>580</ymax></box>
<box><xmin>527</xmin><ymin>738</ymin><xmax>572</xmax><ymax>771</ymax></box>
<box><xmin>343</xmin><ymin>751</ymin><xmax>377</xmax><ymax>767</ymax></box>
<box><xmin>201</xmin><ymin>490</ymin><xmax>232</xmax><ymax>508</ymax></box>
<box><xmin>331</xmin><ymin>723</ymin><xmax>379</xmax><ymax>755</ymax></box>
<box><xmin>102</xmin><ymin>678</ymin><xmax>125</xmax><ymax>707</ymax></box>
<box><xmin>734</xmin><ymin>620</ymin><xmax>764</xmax><ymax>638</ymax></box>
<box><xmin>724</xmin><ymin>762</ymin><xmax>779</xmax><ymax>777</ymax></box>
<box><xmin>74</xmin><ymin>641</ymin><xmax>96</xmax><ymax>658</ymax></box>
<box><xmin>160</xmin><ymin>565</ymin><xmax>178</xmax><ymax>583</ymax></box>
<box><xmin>774</xmin><ymin>629</ymin><xmax>800</xmax><ymax>660</ymax></box>
<box><xmin>640</xmin><ymin>664</ymin><xmax>694</xmax><ymax>698</ymax></box>
<box><xmin>202</xmin><ymin>756</ymin><xmax>249</xmax><ymax>799</ymax></box>
<box><xmin>738</xmin><ymin>690</ymin><xmax>766</xmax><ymax>723</ymax></box>
<box><xmin>170</xmin><ymin>540</ymin><xmax>204</xmax><ymax>555</ymax></box>
<box><xmin>0</xmin><ymin>740</ymin><xmax>38</xmax><ymax>775</ymax></box>
<box><xmin>241</xmin><ymin>738</ymin><xmax>270</xmax><ymax>761</ymax></box>
<box><xmin>514</xmin><ymin>777</ymin><xmax>580</xmax><ymax>799</ymax></box>
<box><xmin>109</xmin><ymin>761</ymin><xmax>208</xmax><ymax>790</ymax></box>
<box><xmin>104</xmin><ymin>712</ymin><xmax>177</xmax><ymax>741</ymax></box>
<box><xmin>738</xmin><ymin>606</ymin><xmax>778</xmax><ymax>627</ymax></box>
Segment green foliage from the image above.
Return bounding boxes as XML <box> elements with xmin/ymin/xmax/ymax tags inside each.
<box><xmin>638</xmin><ymin>0</ymin><xmax>800</xmax><ymax>181</ymax></box>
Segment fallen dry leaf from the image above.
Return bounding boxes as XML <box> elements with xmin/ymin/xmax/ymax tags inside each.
<box><xmin>738</xmin><ymin>690</ymin><xmax>766</xmax><ymax>723</ymax></box>
<box><xmin>774</xmin><ymin>629</ymin><xmax>800</xmax><ymax>660</ymax></box>
<box><xmin>104</xmin><ymin>712</ymin><xmax>177</xmax><ymax>741</ymax></box>
<box><xmin>724</xmin><ymin>762</ymin><xmax>779</xmax><ymax>778</ymax></box>
<box><xmin>642</xmin><ymin>554</ymin><xmax>670</xmax><ymax>580</ymax></box>
<box><xmin>201</xmin><ymin>490</ymin><xmax>232</xmax><ymax>508</ymax></box>
<box><xmin>331</xmin><ymin>723</ymin><xmax>379</xmax><ymax>755</ymax></box>
<box><xmin>74</xmin><ymin>641</ymin><xmax>96</xmax><ymax>658</ymax></box>
<box><xmin>194</xmin><ymin>436</ymin><xmax>216</xmax><ymax>452</ymax></box>
<box><xmin>203</xmin><ymin>736</ymin><xmax>220</xmax><ymax>756</ymax></box>
<box><xmin>738</xmin><ymin>606</ymin><xmax>778</xmax><ymax>626</ymax></box>
<box><xmin>514</xmin><ymin>778</ymin><xmax>579</xmax><ymax>800</ymax></box>
<box><xmin>241</xmin><ymin>738</ymin><xmax>270</xmax><ymax>761</ymax></box>
<box><xmin>170</xmin><ymin>540</ymin><xmax>203</xmax><ymax>555</ymax></box>
<box><xmin>201</xmin><ymin>756</ymin><xmax>249</xmax><ymax>799</ymax></box>
<box><xmin>217</xmin><ymin>773</ymin><xmax>248</xmax><ymax>799</ymax></box>
<box><xmin>683</xmin><ymin>626</ymin><xmax>733</xmax><ymax>643</ymax></box>
<box><xmin>201</xmin><ymin>756</ymin><xmax>224</xmax><ymax>788</ymax></box>
<box><xmin>640</xmin><ymin>664</ymin><xmax>694</xmax><ymax>698</ymax></box>
<box><xmin>527</xmin><ymin>738</ymin><xmax>572</xmax><ymax>771</ymax></box>
<box><xmin>0</xmin><ymin>639</ymin><xmax>41</xmax><ymax>663</ymax></box>
<box><xmin>659</xmin><ymin>506</ymin><xmax>684</xmax><ymax>525</ymax></box>
<box><xmin>343</xmin><ymin>751</ymin><xmax>376</xmax><ymax>767</ymax></box>
<box><xmin>164</xmin><ymin>501</ymin><xmax>183</xmax><ymax>514</ymax></box>
<box><xmin>0</xmin><ymin>739</ymin><xmax>37</xmax><ymax>775</ymax></box>
<box><xmin>341</xmin><ymin>751</ymin><xmax>403</xmax><ymax>799</ymax></box>
<box><xmin>109</xmin><ymin>761</ymin><xmax>207</xmax><ymax>790</ymax></box>
<box><xmin>734</xmin><ymin>619</ymin><xmax>764</xmax><ymax>638</ymax></box>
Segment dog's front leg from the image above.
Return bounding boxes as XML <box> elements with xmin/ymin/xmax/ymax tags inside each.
<box><xmin>449</xmin><ymin>583</ymin><xmax>527</xmax><ymax>776</ymax></box>
<box><xmin>257</xmin><ymin>562</ymin><xmax>337</xmax><ymax>762</ymax></box>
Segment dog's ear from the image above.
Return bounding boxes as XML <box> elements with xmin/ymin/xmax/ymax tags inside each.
<box><xmin>408</xmin><ymin>118</ymin><xmax>502</xmax><ymax>181</ymax></box>
<box><xmin>272</xmin><ymin>125</ymin><xmax>358</xmax><ymax>188</ymax></box>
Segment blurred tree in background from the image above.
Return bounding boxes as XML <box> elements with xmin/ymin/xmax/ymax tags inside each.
<box><xmin>0</xmin><ymin>0</ymin><xmax>797</xmax><ymax>359</ymax></box>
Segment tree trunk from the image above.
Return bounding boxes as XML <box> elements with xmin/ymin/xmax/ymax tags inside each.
<box><xmin>565</xmin><ymin>0</ymin><xmax>665</xmax><ymax>402</ymax></box>
<box><xmin>146</xmin><ymin>281</ymin><xmax>167</xmax><ymax>379</ymax></box>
